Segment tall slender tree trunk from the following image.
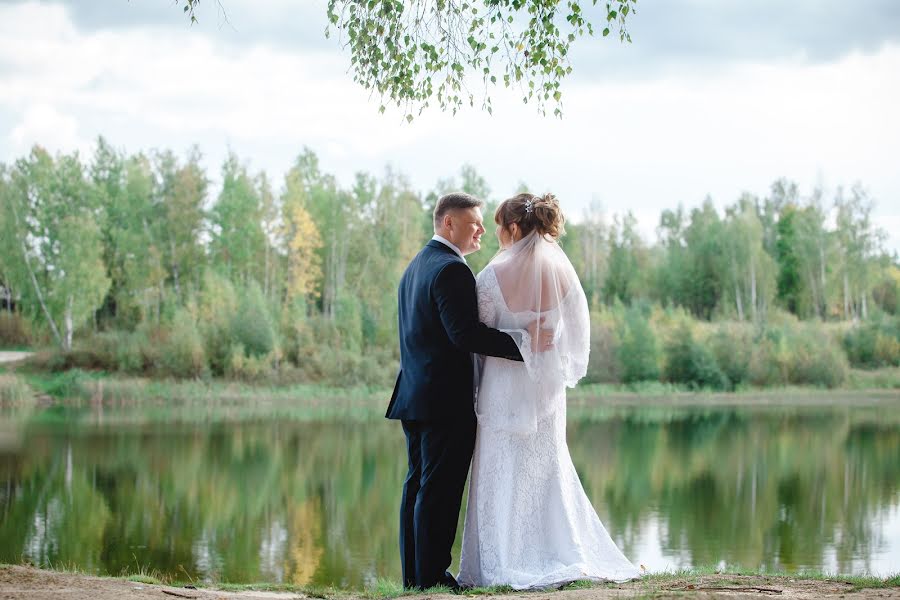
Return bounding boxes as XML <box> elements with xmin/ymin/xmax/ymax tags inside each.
<box><xmin>327</xmin><ymin>235</ymin><xmax>338</xmax><ymax>320</ymax></box>
<box><xmin>731</xmin><ymin>256</ymin><xmax>743</xmax><ymax>321</ymax></box>
<box><xmin>169</xmin><ymin>240</ymin><xmax>181</xmax><ymax>302</ymax></box>
<box><xmin>843</xmin><ymin>272</ymin><xmax>850</xmax><ymax>320</ymax></box>
<box><xmin>264</xmin><ymin>241</ymin><xmax>270</xmax><ymax>299</ymax></box>
<box><xmin>64</xmin><ymin>294</ymin><xmax>74</xmax><ymax>351</ymax></box>
<box><xmin>9</xmin><ymin>196</ymin><xmax>64</xmax><ymax>347</ymax></box>
<box><xmin>336</xmin><ymin>237</ymin><xmax>348</xmax><ymax>311</ymax></box>
<box><xmin>805</xmin><ymin>266</ymin><xmax>820</xmax><ymax>319</ymax></box>
<box><xmin>750</xmin><ymin>256</ymin><xmax>758</xmax><ymax>324</ymax></box>
<box><xmin>157</xmin><ymin>282</ymin><xmax>164</xmax><ymax>324</ymax></box>
<box><xmin>819</xmin><ymin>243</ymin><xmax>827</xmax><ymax>316</ymax></box>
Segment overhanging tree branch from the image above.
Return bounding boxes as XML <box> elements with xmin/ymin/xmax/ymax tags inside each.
<box><xmin>176</xmin><ymin>0</ymin><xmax>636</xmax><ymax>120</ymax></box>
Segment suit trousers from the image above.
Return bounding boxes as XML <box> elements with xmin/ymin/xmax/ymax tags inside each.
<box><xmin>399</xmin><ymin>415</ymin><xmax>477</xmax><ymax>589</ymax></box>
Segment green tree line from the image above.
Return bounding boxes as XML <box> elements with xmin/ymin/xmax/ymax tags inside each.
<box><xmin>1</xmin><ymin>139</ymin><xmax>898</xmax><ymax>386</ymax></box>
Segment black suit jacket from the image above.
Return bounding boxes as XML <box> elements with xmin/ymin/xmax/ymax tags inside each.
<box><xmin>386</xmin><ymin>240</ymin><xmax>523</xmax><ymax>422</ymax></box>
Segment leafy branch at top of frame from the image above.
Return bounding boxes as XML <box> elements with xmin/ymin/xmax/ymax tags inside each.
<box><xmin>176</xmin><ymin>0</ymin><xmax>636</xmax><ymax>120</ymax></box>
<box><xmin>324</xmin><ymin>0</ymin><xmax>636</xmax><ymax>120</ymax></box>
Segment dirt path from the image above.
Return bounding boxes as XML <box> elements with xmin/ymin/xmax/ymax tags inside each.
<box><xmin>1</xmin><ymin>566</ymin><xmax>898</xmax><ymax>600</ymax></box>
<box><xmin>0</xmin><ymin>351</ymin><xmax>32</xmax><ymax>365</ymax></box>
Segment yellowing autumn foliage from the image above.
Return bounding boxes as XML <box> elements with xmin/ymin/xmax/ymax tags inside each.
<box><xmin>284</xmin><ymin>202</ymin><xmax>323</xmax><ymax>301</ymax></box>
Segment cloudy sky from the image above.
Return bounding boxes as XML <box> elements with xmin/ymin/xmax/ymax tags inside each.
<box><xmin>1</xmin><ymin>0</ymin><xmax>898</xmax><ymax>251</ymax></box>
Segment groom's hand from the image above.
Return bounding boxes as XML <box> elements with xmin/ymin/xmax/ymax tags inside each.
<box><xmin>527</xmin><ymin>317</ymin><xmax>555</xmax><ymax>354</ymax></box>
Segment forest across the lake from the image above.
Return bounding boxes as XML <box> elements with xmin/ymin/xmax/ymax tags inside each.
<box><xmin>1</xmin><ymin>140</ymin><xmax>898</xmax><ymax>392</ymax></box>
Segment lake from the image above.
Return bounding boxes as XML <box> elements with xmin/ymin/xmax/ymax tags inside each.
<box><xmin>1</xmin><ymin>395</ymin><xmax>899</xmax><ymax>586</ymax></box>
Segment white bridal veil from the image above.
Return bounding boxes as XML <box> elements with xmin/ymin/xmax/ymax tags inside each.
<box><xmin>476</xmin><ymin>230</ymin><xmax>590</xmax><ymax>433</ymax></box>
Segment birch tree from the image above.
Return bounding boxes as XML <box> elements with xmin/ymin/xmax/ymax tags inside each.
<box><xmin>209</xmin><ymin>153</ymin><xmax>265</xmax><ymax>285</ymax></box>
<box><xmin>163</xmin><ymin>148</ymin><xmax>208</xmax><ymax>299</ymax></box>
<box><xmin>283</xmin><ymin>150</ymin><xmax>339</xmax><ymax>318</ymax></box>
<box><xmin>5</xmin><ymin>147</ymin><xmax>110</xmax><ymax>350</ymax></box>
<box><xmin>602</xmin><ymin>211</ymin><xmax>646</xmax><ymax>306</ymax></box>
<box><xmin>722</xmin><ymin>196</ymin><xmax>775</xmax><ymax>323</ymax></box>
<box><xmin>834</xmin><ymin>185</ymin><xmax>882</xmax><ymax>320</ymax></box>
<box><xmin>178</xmin><ymin>0</ymin><xmax>637</xmax><ymax>119</ymax></box>
<box><xmin>792</xmin><ymin>193</ymin><xmax>831</xmax><ymax>319</ymax></box>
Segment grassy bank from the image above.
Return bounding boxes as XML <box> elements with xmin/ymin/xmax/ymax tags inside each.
<box><xmin>2</xmin><ymin>363</ymin><xmax>899</xmax><ymax>403</ymax></box>
<box><xmin>0</xmin><ymin>364</ymin><xmax>898</xmax><ymax>427</ymax></box>
<box><xmin>2</xmin><ymin>563</ymin><xmax>898</xmax><ymax>599</ymax></box>
<box><xmin>4</xmin><ymin>366</ymin><xmax>899</xmax><ymax>405</ymax></box>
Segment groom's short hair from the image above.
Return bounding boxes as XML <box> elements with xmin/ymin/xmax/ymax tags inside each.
<box><xmin>433</xmin><ymin>192</ymin><xmax>483</xmax><ymax>229</ymax></box>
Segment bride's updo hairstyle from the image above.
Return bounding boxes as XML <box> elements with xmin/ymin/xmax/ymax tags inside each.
<box><xmin>495</xmin><ymin>192</ymin><xmax>565</xmax><ymax>240</ymax></box>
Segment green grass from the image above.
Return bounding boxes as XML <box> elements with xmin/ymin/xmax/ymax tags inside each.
<box><xmin>848</xmin><ymin>366</ymin><xmax>900</xmax><ymax>389</ymax></box>
<box><xmin>3</xmin><ymin>366</ymin><xmax>899</xmax><ymax>428</ymax></box>
<box><xmin>0</xmin><ymin>372</ymin><xmax>33</xmax><ymax>405</ymax></box>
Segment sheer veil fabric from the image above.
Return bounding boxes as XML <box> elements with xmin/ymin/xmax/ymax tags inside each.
<box><xmin>458</xmin><ymin>230</ymin><xmax>641</xmax><ymax>589</ymax></box>
<box><xmin>475</xmin><ymin>231</ymin><xmax>590</xmax><ymax>434</ymax></box>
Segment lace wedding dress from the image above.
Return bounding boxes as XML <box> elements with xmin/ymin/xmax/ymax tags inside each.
<box><xmin>457</xmin><ymin>233</ymin><xmax>640</xmax><ymax>590</ymax></box>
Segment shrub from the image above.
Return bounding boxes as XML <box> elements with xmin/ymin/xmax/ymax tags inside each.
<box><xmin>843</xmin><ymin>316</ymin><xmax>900</xmax><ymax>368</ymax></box>
<box><xmin>788</xmin><ymin>325</ymin><xmax>849</xmax><ymax>388</ymax></box>
<box><xmin>335</xmin><ymin>294</ymin><xmax>364</xmax><ymax>352</ymax></box>
<box><xmin>874</xmin><ymin>333</ymin><xmax>900</xmax><ymax>366</ymax></box>
<box><xmin>585</xmin><ymin>310</ymin><xmax>622</xmax><ymax>384</ymax></box>
<box><xmin>617</xmin><ymin>306</ymin><xmax>660</xmax><ymax>383</ymax></box>
<box><xmin>231</xmin><ymin>284</ymin><xmax>276</xmax><ymax>358</ymax></box>
<box><xmin>135</xmin><ymin>321</ymin><xmax>165</xmax><ymax>373</ymax></box>
<box><xmin>298</xmin><ymin>343</ymin><xmax>396</xmax><ymax>387</ymax></box>
<box><xmin>750</xmin><ymin>324</ymin><xmax>849</xmax><ymax>388</ymax></box>
<box><xmin>87</xmin><ymin>330</ymin><xmax>147</xmax><ymax>374</ymax></box>
<box><xmin>198</xmin><ymin>271</ymin><xmax>238</xmax><ymax>376</ymax></box>
<box><xmin>158</xmin><ymin>309</ymin><xmax>207</xmax><ymax>378</ymax></box>
<box><xmin>663</xmin><ymin>324</ymin><xmax>729</xmax><ymax>390</ymax></box>
<box><xmin>708</xmin><ymin>322</ymin><xmax>754</xmax><ymax>388</ymax></box>
<box><xmin>116</xmin><ymin>330</ymin><xmax>149</xmax><ymax>373</ymax></box>
<box><xmin>0</xmin><ymin>311</ymin><xmax>31</xmax><ymax>347</ymax></box>
<box><xmin>748</xmin><ymin>329</ymin><xmax>791</xmax><ymax>387</ymax></box>
<box><xmin>39</xmin><ymin>369</ymin><xmax>91</xmax><ymax>399</ymax></box>
<box><xmin>0</xmin><ymin>373</ymin><xmax>33</xmax><ymax>405</ymax></box>
<box><xmin>45</xmin><ymin>347</ymin><xmax>106</xmax><ymax>372</ymax></box>
<box><xmin>225</xmin><ymin>343</ymin><xmax>271</xmax><ymax>381</ymax></box>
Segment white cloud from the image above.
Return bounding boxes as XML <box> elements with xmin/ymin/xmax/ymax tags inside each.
<box><xmin>0</xmin><ymin>1</ymin><xmax>897</xmax><ymax>253</ymax></box>
<box><xmin>9</xmin><ymin>104</ymin><xmax>82</xmax><ymax>155</ymax></box>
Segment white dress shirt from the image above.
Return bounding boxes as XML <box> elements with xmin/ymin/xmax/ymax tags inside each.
<box><xmin>432</xmin><ymin>234</ymin><xmax>466</xmax><ymax>262</ymax></box>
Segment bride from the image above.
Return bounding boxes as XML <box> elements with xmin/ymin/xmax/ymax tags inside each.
<box><xmin>457</xmin><ymin>193</ymin><xmax>640</xmax><ymax>590</ymax></box>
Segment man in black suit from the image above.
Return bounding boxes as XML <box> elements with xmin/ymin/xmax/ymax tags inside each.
<box><xmin>386</xmin><ymin>192</ymin><xmax>550</xmax><ymax>591</ymax></box>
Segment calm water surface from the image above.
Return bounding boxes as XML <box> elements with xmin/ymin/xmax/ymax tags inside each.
<box><xmin>1</xmin><ymin>399</ymin><xmax>899</xmax><ymax>585</ymax></box>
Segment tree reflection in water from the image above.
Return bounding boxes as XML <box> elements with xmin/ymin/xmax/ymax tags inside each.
<box><xmin>1</xmin><ymin>403</ymin><xmax>898</xmax><ymax>584</ymax></box>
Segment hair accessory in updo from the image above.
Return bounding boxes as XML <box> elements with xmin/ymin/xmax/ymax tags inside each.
<box><xmin>495</xmin><ymin>191</ymin><xmax>565</xmax><ymax>241</ymax></box>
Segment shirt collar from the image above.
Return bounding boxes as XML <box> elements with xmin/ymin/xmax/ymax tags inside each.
<box><xmin>432</xmin><ymin>234</ymin><xmax>466</xmax><ymax>262</ymax></box>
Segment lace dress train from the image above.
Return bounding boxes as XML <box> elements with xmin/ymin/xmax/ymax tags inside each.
<box><xmin>457</xmin><ymin>263</ymin><xmax>640</xmax><ymax>589</ymax></box>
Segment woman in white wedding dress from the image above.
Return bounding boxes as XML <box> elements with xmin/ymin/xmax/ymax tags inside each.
<box><xmin>457</xmin><ymin>193</ymin><xmax>641</xmax><ymax>590</ymax></box>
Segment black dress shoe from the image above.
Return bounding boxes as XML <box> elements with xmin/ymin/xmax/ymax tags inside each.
<box><xmin>439</xmin><ymin>571</ymin><xmax>462</xmax><ymax>592</ymax></box>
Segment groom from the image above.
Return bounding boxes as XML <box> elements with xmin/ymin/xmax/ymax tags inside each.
<box><xmin>386</xmin><ymin>192</ymin><xmax>548</xmax><ymax>591</ymax></box>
